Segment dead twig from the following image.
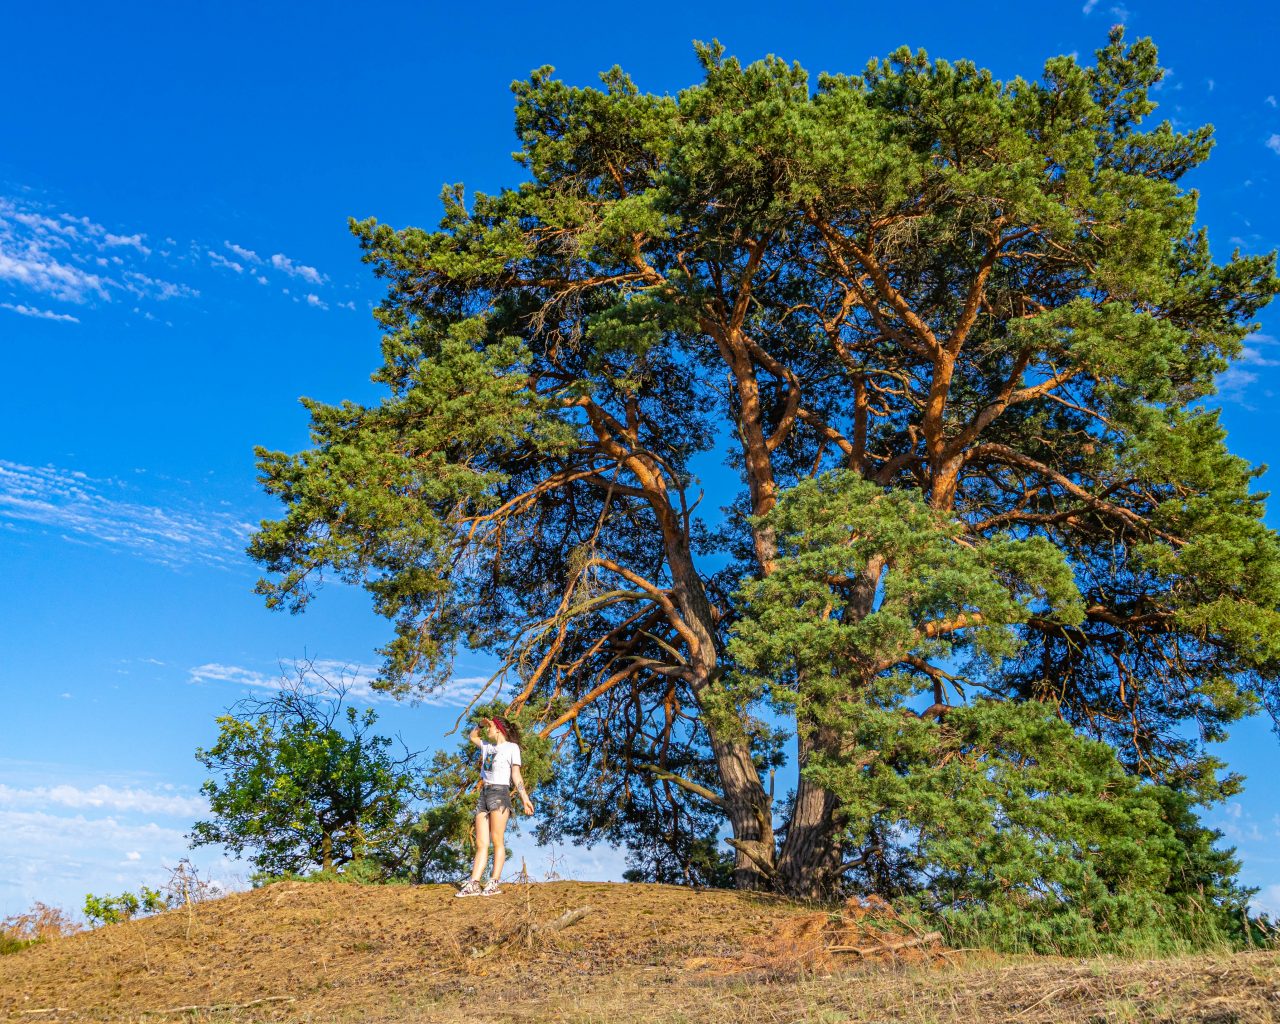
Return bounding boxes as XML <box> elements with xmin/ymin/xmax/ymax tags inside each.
<box><xmin>153</xmin><ymin>995</ymin><xmax>297</xmax><ymax>1014</ymax></box>
<box><xmin>1011</xmin><ymin>980</ymin><xmax>1087</xmax><ymax>1018</ymax></box>
<box><xmin>826</xmin><ymin>930</ymin><xmax>942</xmax><ymax>956</ymax></box>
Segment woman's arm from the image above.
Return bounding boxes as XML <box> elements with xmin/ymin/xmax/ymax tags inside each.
<box><xmin>510</xmin><ymin>763</ymin><xmax>534</xmax><ymax>815</ymax></box>
<box><xmin>468</xmin><ymin>725</ymin><xmax>484</xmax><ymax>747</ymax></box>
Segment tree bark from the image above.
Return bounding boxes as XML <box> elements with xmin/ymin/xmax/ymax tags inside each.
<box><xmin>666</xmin><ymin>516</ymin><xmax>776</xmax><ymax>888</ymax></box>
<box><xmin>776</xmin><ymin>721</ymin><xmax>845</xmax><ymax>898</ymax></box>
<box><xmin>700</xmin><ymin>699</ymin><xmax>776</xmax><ymax>890</ymax></box>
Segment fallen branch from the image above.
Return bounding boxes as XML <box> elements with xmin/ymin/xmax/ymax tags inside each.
<box><xmin>1012</xmin><ymin>981</ymin><xmax>1086</xmax><ymax>1018</ymax></box>
<box><xmin>826</xmin><ymin>930</ymin><xmax>942</xmax><ymax>956</ymax></box>
<box><xmin>538</xmin><ymin>905</ymin><xmax>595</xmax><ymax>935</ymax></box>
<box><xmin>154</xmin><ymin>995</ymin><xmax>297</xmax><ymax>1014</ymax></box>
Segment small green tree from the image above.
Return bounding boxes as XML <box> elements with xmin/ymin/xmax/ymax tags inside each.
<box><xmin>83</xmin><ymin>887</ymin><xmax>168</xmax><ymax>927</ymax></box>
<box><xmin>190</xmin><ymin>667</ymin><xmax>422</xmax><ymax>876</ymax></box>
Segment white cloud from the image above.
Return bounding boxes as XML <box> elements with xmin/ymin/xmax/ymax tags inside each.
<box><xmin>1207</xmin><ymin>78</ymin><xmax>1215</xmax><ymax>92</ymax></box>
<box><xmin>59</xmin><ymin>213</ymin><xmax>106</xmax><ymax>237</ymax></box>
<box><xmin>305</xmin><ymin>293</ymin><xmax>328</xmax><ymax>310</ymax></box>
<box><xmin>0</xmin><ymin>783</ymin><xmax>207</xmax><ymax>818</ymax></box>
<box><xmin>122</xmin><ymin>270</ymin><xmax>198</xmax><ymax>301</ymax></box>
<box><xmin>1241</xmin><ymin>345</ymin><xmax>1280</xmax><ymax>368</ymax></box>
<box><xmin>339</xmin><ymin>300</ymin><xmax>356</xmax><ymax>311</ymax></box>
<box><xmin>1082</xmin><ymin>0</ymin><xmax>1099</xmax><ymax>12</ymax></box>
<box><xmin>0</xmin><ymin>810</ymin><xmax>190</xmax><ymax>851</ymax></box>
<box><xmin>0</xmin><ymin>808</ymin><xmax>201</xmax><ymax>916</ymax></box>
<box><xmin>207</xmin><ymin>250</ymin><xmax>243</xmax><ymax>273</ymax></box>
<box><xmin>269</xmin><ymin>252</ymin><xmax>326</xmax><ymax>286</ymax></box>
<box><xmin>0</xmin><ymin>194</ymin><xmax>197</xmax><ymax>313</ymax></box>
<box><xmin>0</xmin><ymin>249</ymin><xmax>109</xmax><ymax>303</ymax></box>
<box><xmin>1267</xmin><ymin>96</ymin><xmax>1277</xmax><ymax>108</ymax></box>
<box><xmin>224</xmin><ymin>241</ymin><xmax>261</xmax><ymax>264</ymax></box>
<box><xmin>126</xmin><ymin>851</ymin><xmax>142</xmax><ymax>861</ymax></box>
<box><xmin>1216</xmin><ymin>366</ymin><xmax>1258</xmax><ymax>403</ymax></box>
<box><xmin>103</xmin><ymin>232</ymin><xmax>151</xmax><ymax>256</ymax></box>
<box><xmin>1254</xmin><ymin>884</ymin><xmax>1280</xmax><ymax>918</ymax></box>
<box><xmin>188</xmin><ymin>660</ymin><xmax>490</xmax><ymax>708</ymax></box>
<box><xmin>0</xmin><ymin>459</ymin><xmax>255</xmax><ymax>569</ymax></box>
<box><xmin>1268</xmin><ymin>135</ymin><xmax>1280</xmax><ymax>157</ymax></box>
<box><xmin>1109</xmin><ymin>4</ymin><xmax>1130</xmax><ymax>21</ymax></box>
<box><xmin>0</xmin><ymin>302</ymin><xmax>79</xmax><ymax>323</ymax></box>
<box><xmin>254</xmin><ymin>274</ymin><xmax>268</xmax><ymax>285</ymax></box>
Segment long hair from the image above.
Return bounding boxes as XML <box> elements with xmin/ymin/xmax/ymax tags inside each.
<box><xmin>491</xmin><ymin>716</ymin><xmax>521</xmax><ymax>745</ymax></box>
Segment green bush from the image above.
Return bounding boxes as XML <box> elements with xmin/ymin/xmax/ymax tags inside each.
<box><xmin>83</xmin><ymin>886</ymin><xmax>169</xmax><ymax>927</ymax></box>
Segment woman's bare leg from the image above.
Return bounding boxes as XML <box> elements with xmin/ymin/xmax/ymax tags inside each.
<box><xmin>470</xmin><ymin>812</ymin><xmax>491</xmax><ymax>881</ymax></box>
<box><xmin>489</xmin><ymin>808</ymin><xmax>510</xmax><ymax>881</ymax></box>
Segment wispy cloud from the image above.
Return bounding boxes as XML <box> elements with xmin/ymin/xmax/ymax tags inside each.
<box><xmin>0</xmin><ymin>248</ymin><xmax>108</xmax><ymax>303</ymax></box>
<box><xmin>189</xmin><ymin>660</ymin><xmax>490</xmax><ymax>708</ymax></box>
<box><xmin>1267</xmin><ymin>135</ymin><xmax>1280</xmax><ymax>157</ymax></box>
<box><xmin>0</xmin><ymin>301</ymin><xmax>79</xmax><ymax>323</ymax></box>
<box><xmin>103</xmin><ymin>232</ymin><xmax>150</xmax><ymax>256</ymax></box>
<box><xmin>0</xmin><ymin>195</ymin><xmax>193</xmax><ymax>316</ymax></box>
<box><xmin>122</xmin><ymin>270</ymin><xmax>198</xmax><ymax>301</ymax></box>
<box><xmin>2</xmin><ymin>193</ymin><xmax>347</xmax><ymax>330</ymax></box>
<box><xmin>270</xmin><ymin>252</ymin><xmax>326</xmax><ymax>286</ymax></box>
<box><xmin>1216</xmin><ymin>366</ymin><xmax>1258</xmax><ymax>404</ymax></box>
<box><xmin>1255</xmin><ymin>884</ymin><xmax>1280</xmax><ymax>918</ymax></box>
<box><xmin>0</xmin><ymin>807</ymin><xmax>203</xmax><ymax>915</ymax></box>
<box><xmin>1241</xmin><ymin>332</ymin><xmax>1280</xmax><ymax>369</ymax></box>
<box><xmin>1082</xmin><ymin>0</ymin><xmax>1099</xmax><ymax>12</ymax></box>
<box><xmin>207</xmin><ymin>250</ymin><xmax>243</xmax><ymax>273</ymax></box>
<box><xmin>0</xmin><ymin>784</ymin><xmax>206</xmax><ymax>818</ymax></box>
<box><xmin>0</xmin><ymin>460</ymin><xmax>256</xmax><ymax>569</ymax></box>
<box><xmin>224</xmin><ymin>241</ymin><xmax>261</xmax><ymax>265</ymax></box>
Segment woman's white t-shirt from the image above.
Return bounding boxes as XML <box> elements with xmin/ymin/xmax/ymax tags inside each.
<box><xmin>480</xmin><ymin>741</ymin><xmax>522</xmax><ymax>786</ymax></box>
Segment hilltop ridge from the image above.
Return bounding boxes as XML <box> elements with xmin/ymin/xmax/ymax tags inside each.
<box><xmin>1</xmin><ymin>881</ymin><xmax>1276</xmax><ymax>1022</ymax></box>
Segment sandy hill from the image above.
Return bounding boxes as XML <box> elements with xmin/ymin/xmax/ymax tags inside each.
<box><xmin>1</xmin><ymin>881</ymin><xmax>1277</xmax><ymax>1023</ymax></box>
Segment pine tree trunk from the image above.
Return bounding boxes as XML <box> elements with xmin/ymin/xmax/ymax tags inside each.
<box><xmin>668</xmin><ymin>531</ymin><xmax>776</xmax><ymax>889</ymax></box>
<box><xmin>702</xmin><ymin>707</ymin><xmax>776</xmax><ymax>889</ymax></box>
<box><xmin>776</xmin><ymin>722</ymin><xmax>844</xmax><ymax>898</ymax></box>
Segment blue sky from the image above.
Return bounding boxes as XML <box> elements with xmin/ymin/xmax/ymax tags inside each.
<box><xmin>3</xmin><ymin>0</ymin><xmax>1279</xmax><ymax>918</ymax></box>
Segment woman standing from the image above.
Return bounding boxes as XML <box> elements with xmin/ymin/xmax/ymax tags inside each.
<box><xmin>456</xmin><ymin>716</ymin><xmax>534</xmax><ymax>897</ymax></box>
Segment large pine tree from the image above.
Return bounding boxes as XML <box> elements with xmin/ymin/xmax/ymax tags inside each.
<box><xmin>251</xmin><ymin>30</ymin><xmax>1280</xmax><ymax>910</ymax></box>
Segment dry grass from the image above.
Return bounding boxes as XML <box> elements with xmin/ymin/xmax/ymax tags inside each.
<box><xmin>0</xmin><ymin>881</ymin><xmax>1276</xmax><ymax>1023</ymax></box>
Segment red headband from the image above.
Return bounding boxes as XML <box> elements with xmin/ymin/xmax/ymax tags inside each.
<box><xmin>491</xmin><ymin>718</ymin><xmax>510</xmax><ymax>740</ymax></box>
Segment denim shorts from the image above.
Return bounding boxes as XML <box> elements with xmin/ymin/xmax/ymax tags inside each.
<box><xmin>476</xmin><ymin>785</ymin><xmax>513</xmax><ymax>814</ymax></box>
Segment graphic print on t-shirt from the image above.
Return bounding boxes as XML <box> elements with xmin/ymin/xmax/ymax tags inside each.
<box><xmin>480</xmin><ymin>741</ymin><xmax>522</xmax><ymax>786</ymax></box>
